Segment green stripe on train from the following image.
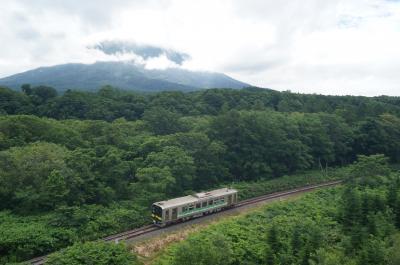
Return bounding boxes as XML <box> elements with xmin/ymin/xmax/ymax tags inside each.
<box><xmin>177</xmin><ymin>201</ymin><xmax>228</xmax><ymax>218</ymax></box>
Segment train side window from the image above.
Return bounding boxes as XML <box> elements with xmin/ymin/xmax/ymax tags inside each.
<box><xmin>209</xmin><ymin>200</ymin><xmax>213</xmax><ymax>205</ymax></box>
<box><xmin>202</xmin><ymin>201</ymin><xmax>207</xmax><ymax>207</ymax></box>
<box><xmin>188</xmin><ymin>204</ymin><xmax>194</xmax><ymax>210</ymax></box>
<box><xmin>221</xmin><ymin>198</ymin><xmax>225</xmax><ymax>203</ymax></box>
<box><xmin>196</xmin><ymin>203</ymin><xmax>201</xmax><ymax>209</ymax></box>
<box><xmin>182</xmin><ymin>206</ymin><xmax>188</xmax><ymax>212</ymax></box>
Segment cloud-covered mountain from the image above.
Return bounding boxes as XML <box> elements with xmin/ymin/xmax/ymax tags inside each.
<box><xmin>0</xmin><ymin>61</ymin><xmax>249</xmax><ymax>92</ymax></box>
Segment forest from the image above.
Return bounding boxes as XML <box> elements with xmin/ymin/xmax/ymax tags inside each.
<box><xmin>0</xmin><ymin>85</ymin><xmax>400</xmax><ymax>263</ymax></box>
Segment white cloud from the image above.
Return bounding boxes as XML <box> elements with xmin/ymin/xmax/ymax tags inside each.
<box><xmin>1</xmin><ymin>0</ymin><xmax>400</xmax><ymax>96</ymax></box>
<box><xmin>144</xmin><ymin>54</ymin><xmax>180</xmax><ymax>69</ymax></box>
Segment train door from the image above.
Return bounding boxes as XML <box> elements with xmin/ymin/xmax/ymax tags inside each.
<box><xmin>165</xmin><ymin>209</ymin><xmax>170</xmax><ymax>221</ymax></box>
<box><xmin>228</xmin><ymin>195</ymin><xmax>232</xmax><ymax>205</ymax></box>
<box><xmin>172</xmin><ymin>208</ymin><xmax>178</xmax><ymax>220</ymax></box>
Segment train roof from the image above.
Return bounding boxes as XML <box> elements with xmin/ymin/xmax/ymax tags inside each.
<box><xmin>194</xmin><ymin>187</ymin><xmax>237</xmax><ymax>199</ymax></box>
<box><xmin>153</xmin><ymin>188</ymin><xmax>237</xmax><ymax>209</ymax></box>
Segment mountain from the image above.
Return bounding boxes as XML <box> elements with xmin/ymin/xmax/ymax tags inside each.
<box><xmin>0</xmin><ymin>61</ymin><xmax>249</xmax><ymax>92</ymax></box>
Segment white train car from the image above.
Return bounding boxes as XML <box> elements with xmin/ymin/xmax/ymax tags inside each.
<box><xmin>151</xmin><ymin>188</ymin><xmax>238</xmax><ymax>226</ymax></box>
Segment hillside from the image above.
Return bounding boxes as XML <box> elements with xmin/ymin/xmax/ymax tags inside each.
<box><xmin>1</xmin><ymin>87</ymin><xmax>400</xmax><ymax>263</ymax></box>
<box><xmin>0</xmin><ymin>61</ymin><xmax>249</xmax><ymax>92</ymax></box>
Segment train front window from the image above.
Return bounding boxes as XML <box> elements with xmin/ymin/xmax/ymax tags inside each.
<box><xmin>152</xmin><ymin>204</ymin><xmax>162</xmax><ymax>217</ymax></box>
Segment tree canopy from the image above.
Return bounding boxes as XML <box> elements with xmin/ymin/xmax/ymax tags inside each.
<box><xmin>1</xmin><ymin>85</ymin><xmax>400</xmax><ymax>263</ymax></box>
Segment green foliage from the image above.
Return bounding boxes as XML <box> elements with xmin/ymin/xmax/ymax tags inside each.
<box><xmin>1</xmin><ymin>86</ymin><xmax>400</xmax><ymax>125</ymax></box>
<box><xmin>210</xmin><ymin>110</ymin><xmax>313</xmax><ymax>179</ymax></box>
<box><xmin>46</xmin><ymin>241</ymin><xmax>140</xmax><ymax>265</ymax></box>
<box><xmin>30</xmin><ymin>86</ymin><xmax>58</xmax><ymax>104</ymax></box>
<box><xmin>165</xmin><ymin>132</ymin><xmax>229</xmax><ymax>188</ymax></box>
<box><xmin>266</xmin><ymin>225</ymin><xmax>281</xmax><ymax>265</ymax></box>
<box><xmin>357</xmin><ymin>236</ymin><xmax>388</xmax><ymax>265</ymax></box>
<box><xmin>310</xmin><ymin>248</ymin><xmax>356</xmax><ymax>265</ymax></box>
<box><xmin>144</xmin><ymin>146</ymin><xmax>195</xmax><ymax>194</ymax></box>
<box><xmin>143</xmin><ymin>107</ymin><xmax>185</xmax><ymax>135</ymax></box>
<box><xmin>0</xmin><ymin>115</ymin><xmax>84</xmax><ymax>150</ymax></box>
<box><xmin>348</xmin><ymin>154</ymin><xmax>391</xmax><ymax>186</ymax></box>
<box><xmin>0</xmin><ymin>142</ymin><xmax>71</xmax><ymax>211</ymax></box>
<box><xmin>172</xmin><ymin>234</ymin><xmax>233</xmax><ymax>265</ymax></box>
<box><xmin>0</xmin><ymin>212</ymin><xmax>76</xmax><ymax>264</ymax></box>
<box><xmin>49</xmin><ymin>203</ymin><xmax>149</xmax><ymax>240</ymax></box>
<box><xmin>1</xmin><ymin>85</ymin><xmax>400</xmax><ymax>263</ymax></box>
<box><xmin>0</xmin><ymin>203</ymin><xmax>148</xmax><ymax>264</ymax></box>
<box><xmin>387</xmin><ymin>234</ymin><xmax>400</xmax><ymax>265</ymax></box>
<box><xmin>132</xmin><ymin>166</ymin><xmax>175</xmax><ymax>202</ymax></box>
<box><xmin>0</xmin><ymin>87</ymin><xmax>32</xmax><ymax>115</ymax></box>
<box><xmin>354</xmin><ymin>114</ymin><xmax>400</xmax><ymax>162</ymax></box>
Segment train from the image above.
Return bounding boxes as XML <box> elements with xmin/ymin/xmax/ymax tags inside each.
<box><xmin>151</xmin><ymin>187</ymin><xmax>238</xmax><ymax>226</ymax></box>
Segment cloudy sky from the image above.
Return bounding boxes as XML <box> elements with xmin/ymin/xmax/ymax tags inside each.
<box><xmin>1</xmin><ymin>0</ymin><xmax>400</xmax><ymax>96</ymax></box>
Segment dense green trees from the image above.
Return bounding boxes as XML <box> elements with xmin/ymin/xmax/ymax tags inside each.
<box><xmin>3</xmin><ymin>108</ymin><xmax>388</xmax><ymax>214</ymax></box>
<box><xmin>1</xmin><ymin>85</ymin><xmax>400</xmax><ymax>263</ymax></box>
<box><xmin>209</xmin><ymin>110</ymin><xmax>357</xmax><ymax>179</ymax></box>
<box><xmin>2</xmin><ymin>85</ymin><xmax>400</xmax><ymax>123</ymax></box>
<box><xmin>0</xmin><ymin>110</ymin><xmax>375</xmax><ymax>214</ymax></box>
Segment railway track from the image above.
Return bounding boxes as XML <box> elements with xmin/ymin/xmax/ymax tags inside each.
<box><xmin>27</xmin><ymin>180</ymin><xmax>341</xmax><ymax>264</ymax></box>
<box><xmin>103</xmin><ymin>224</ymin><xmax>160</xmax><ymax>242</ymax></box>
<box><xmin>236</xmin><ymin>180</ymin><xmax>342</xmax><ymax>208</ymax></box>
